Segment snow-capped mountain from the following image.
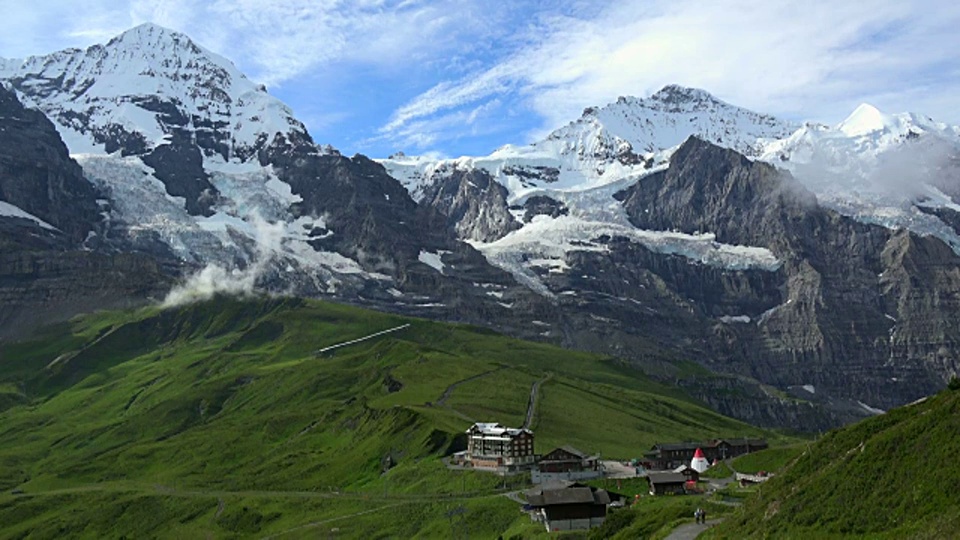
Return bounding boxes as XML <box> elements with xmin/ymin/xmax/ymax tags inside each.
<box><xmin>380</xmin><ymin>86</ymin><xmax>960</xmax><ymax>424</ymax></box>
<box><xmin>385</xmin><ymin>84</ymin><xmax>798</xmax><ymax>200</ymax></box>
<box><xmin>3</xmin><ymin>23</ymin><xmax>960</xmax><ymax>431</ymax></box>
<box><xmin>382</xmin><ymin>85</ymin><xmax>803</xmax><ymax>294</ymax></box>
<box><xmin>384</xmin><ymin>88</ymin><xmax>960</xmax><ymax>259</ymax></box>
<box><xmin>760</xmin><ymin>104</ymin><xmax>960</xmax><ymax>250</ymax></box>
<box><xmin>0</xmin><ymin>22</ymin><xmax>309</xmax><ymax>161</ymax></box>
<box><xmin>0</xmin><ymin>24</ymin><xmax>438</xmax><ymax>298</ymax></box>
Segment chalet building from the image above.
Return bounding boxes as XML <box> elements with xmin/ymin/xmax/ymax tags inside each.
<box><xmin>672</xmin><ymin>464</ymin><xmax>700</xmax><ymax>483</ymax></box>
<box><xmin>647</xmin><ymin>472</ymin><xmax>689</xmax><ymax>495</ymax></box>
<box><xmin>644</xmin><ymin>438</ymin><xmax>768</xmax><ymax>470</ymax></box>
<box><xmin>532</xmin><ymin>446</ymin><xmax>603</xmax><ymax>484</ymax></box>
<box><xmin>462</xmin><ymin>422</ymin><xmax>536</xmax><ymax>471</ymax></box>
<box><xmin>525</xmin><ymin>481</ymin><xmax>613</xmax><ymax>532</ymax></box>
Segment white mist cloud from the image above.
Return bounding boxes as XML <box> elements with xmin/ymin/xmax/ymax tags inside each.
<box><xmin>870</xmin><ymin>138</ymin><xmax>960</xmax><ymax>200</ymax></box>
<box><xmin>162</xmin><ymin>213</ymin><xmax>288</xmax><ymax>307</ymax></box>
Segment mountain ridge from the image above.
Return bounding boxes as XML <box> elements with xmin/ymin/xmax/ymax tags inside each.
<box><xmin>2</xmin><ymin>24</ymin><xmax>960</xmax><ymax>431</ymax></box>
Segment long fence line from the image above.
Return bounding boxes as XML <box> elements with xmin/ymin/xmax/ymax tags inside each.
<box><xmin>314</xmin><ymin>323</ymin><xmax>411</xmax><ymax>355</ymax></box>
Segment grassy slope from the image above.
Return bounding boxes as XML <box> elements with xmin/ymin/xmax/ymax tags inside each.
<box><xmin>729</xmin><ymin>443</ymin><xmax>806</xmax><ymax>475</ymax></box>
<box><xmin>0</xmin><ymin>296</ymin><xmax>772</xmax><ymax>538</ymax></box>
<box><xmin>708</xmin><ymin>388</ymin><xmax>960</xmax><ymax>539</ymax></box>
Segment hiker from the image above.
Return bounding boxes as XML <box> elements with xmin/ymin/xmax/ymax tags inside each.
<box><xmin>694</xmin><ymin>507</ymin><xmax>703</xmax><ymax>524</ymax></box>
<box><xmin>701</xmin><ymin>508</ymin><xmax>707</xmax><ymax>523</ymax></box>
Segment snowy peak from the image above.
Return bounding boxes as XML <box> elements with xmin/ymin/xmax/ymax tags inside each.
<box><xmin>0</xmin><ymin>23</ymin><xmax>312</xmax><ymax>162</ymax></box>
<box><xmin>648</xmin><ymin>84</ymin><xmax>725</xmax><ymax>109</ymax></box>
<box><xmin>838</xmin><ymin>103</ymin><xmax>890</xmax><ymax>137</ymax></box>
<box><xmin>540</xmin><ymin>84</ymin><xmax>798</xmax><ymax>161</ymax></box>
<box><xmin>382</xmin><ymin>84</ymin><xmax>800</xmax><ymax>203</ymax></box>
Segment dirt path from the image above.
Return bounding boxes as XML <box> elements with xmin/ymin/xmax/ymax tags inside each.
<box><xmin>523</xmin><ymin>374</ymin><xmax>551</xmax><ymax>429</ymax></box>
<box><xmin>664</xmin><ymin>518</ymin><xmax>723</xmax><ymax>540</ymax></box>
<box><xmin>436</xmin><ymin>367</ymin><xmax>505</xmax><ymax>406</ymax></box>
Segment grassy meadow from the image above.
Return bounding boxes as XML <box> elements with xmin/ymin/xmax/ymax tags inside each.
<box><xmin>0</xmin><ymin>295</ymin><xmax>772</xmax><ymax>537</ymax></box>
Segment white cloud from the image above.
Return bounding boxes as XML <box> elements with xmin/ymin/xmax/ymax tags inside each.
<box><xmin>0</xmin><ymin>0</ymin><xmax>507</xmax><ymax>87</ymax></box>
<box><xmin>2</xmin><ymin>0</ymin><xmax>959</xmax><ymax>156</ymax></box>
<box><xmin>379</xmin><ymin>0</ymin><xmax>960</xmax><ymax>149</ymax></box>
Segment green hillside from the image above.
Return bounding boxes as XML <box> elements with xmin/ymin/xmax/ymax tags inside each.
<box><xmin>0</xmin><ymin>296</ymin><xmax>771</xmax><ymax>538</ymax></box>
<box><xmin>709</xmin><ymin>386</ymin><xmax>960</xmax><ymax>539</ymax></box>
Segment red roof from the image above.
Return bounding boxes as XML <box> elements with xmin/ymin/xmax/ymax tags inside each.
<box><xmin>693</xmin><ymin>448</ymin><xmax>705</xmax><ymax>458</ymax></box>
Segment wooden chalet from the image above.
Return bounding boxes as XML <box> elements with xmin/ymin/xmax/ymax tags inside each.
<box><xmin>538</xmin><ymin>446</ymin><xmax>600</xmax><ymax>473</ymax></box>
<box><xmin>531</xmin><ymin>446</ymin><xmax>603</xmax><ymax>483</ymax></box>
<box><xmin>647</xmin><ymin>472</ymin><xmax>688</xmax><ymax>495</ymax></box>
<box><xmin>644</xmin><ymin>438</ymin><xmax>768</xmax><ymax>469</ymax></box>
<box><xmin>525</xmin><ymin>481</ymin><xmax>614</xmax><ymax>532</ymax></box>
<box><xmin>673</xmin><ymin>464</ymin><xmax>700</xmax><ymax>483</ymax></box>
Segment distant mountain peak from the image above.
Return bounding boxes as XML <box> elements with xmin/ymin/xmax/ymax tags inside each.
<box><xmin>109</xmin><ymin>21</ymin><xmax>183</xmax><ymax>42</ymax></box>
<box><xmin>0</xmin><ymin>24</ymin><xmax>312</xmax><ymax>161</ymax></box>
<box><xmin>649</xmin><ymin>84</ymin><xmax>719</xmax><ymax>105</ymax></box>
<box><xmin>838</xmin><ymin>103</ymin><xmax>889</xmax><ymax>136</ymax></box>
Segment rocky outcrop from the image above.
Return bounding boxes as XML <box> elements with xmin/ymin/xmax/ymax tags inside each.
<box><xmin>259</xmin><ymin>148</ymin><xmax>521</xmax><ymax>316</ymax></box>
<box><xmin>140</xmin><ymin>131</ymin><xmax>220</xmax><ymax>217</ymax></box>
<box><xmin>0</xmin><ymin>248</ymin><xmax>175</xmax><ymax>341</ymax></box>
<box><xmin>419</xmin><ymin>166</ymin><xmax>519</xmax><ymax>242</ymax></box>
<box><xmin>614</xmin><ymin>137</ymin><xmax>960</xmax><ymax>410</ymax></box>
<box><xmin>0</xmin><ymin>87</ymin><xmax>100</xmax><ymax>242</ymax></box>
<box><xmin>521</xmin><ymin>196</ymin><xmax>568</xmax><ymax>223</ymax></box>
<box><xmin>0</xmin><ymin>86</ymin><xmax>177</xmax><ymax>342</ymax></box>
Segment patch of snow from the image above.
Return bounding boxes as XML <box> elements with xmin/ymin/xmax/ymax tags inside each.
<box><xmin>719</xmin><ymin>315</ymin><xmax>752</xmax><ymax>324</ymax></box>
<box><xmin>470</xmin><ymin>214</ymin><xmax>780</xmax><ymax>297</ymax></box>
<box><xmin>802</xmin><ymin>384</ymin><xmax>816</xmax><ymax>394</ymax></box>
<box><xmin>0</xmin><ymin>200</ymin><xmax>58</xmax><ymax>230</ymax></box>
<box><xmin>418</xmin><ymin>250</ymin><xmax>447</xmax><ymax>273</ymax></box>
<box><xmin>858</xmin><ymin>401</ymin><xmax>886</xmax><ymax>415</ymax></box>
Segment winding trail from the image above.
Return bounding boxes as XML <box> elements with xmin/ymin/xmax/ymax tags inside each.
<box><xmin>664</xmin><ymin>518</ymin><xmax>723</xmax><ymax>540</ymax></box>
<box><xmin>523</xmin><ymin>374</ymin><xmax>551</xmax><ymax>430</ymax></box>
<box><xmin>434</xmin><ymin>366</ymin><xmax>507</xmax><ymax>423</ymax></box>
<box><xmin>437</xmin><ymin>367</ymin><xmax>505</xmax><ymax>407</ymax></box>
<box><xmin>314</xmin><ymin>323</ymin><xmax>410</xmax><ymax>356</ymax></box>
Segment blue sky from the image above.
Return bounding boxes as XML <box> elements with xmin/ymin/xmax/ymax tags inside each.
<box><xmin>2</xmin><ymin>0</ymin><xmax>959</xmax><ymax>158</ymax></box>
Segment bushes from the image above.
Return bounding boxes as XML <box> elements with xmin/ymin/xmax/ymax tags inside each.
<box><xmin>588</xmin><ymin>507</ymin><xmax>637</xmax><ymax>539</ymax></box>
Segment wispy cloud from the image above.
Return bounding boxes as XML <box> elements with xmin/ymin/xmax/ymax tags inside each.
<box><xmin>0</xmin><ymin>0</ymin><xmax>508</xmax><ymax>87</ymax></box>
<box><xmin>2</xmin><ymin>1</ymin><xmax>959</xmax><ymax>157</ymax></box>
<box><xmin>379</xmin><ymin>0</ymin><xmax>960</xmax><ymax>151</ymax></box>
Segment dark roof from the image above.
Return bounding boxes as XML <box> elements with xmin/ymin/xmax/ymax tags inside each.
<box><xmin>647</xmin><ymin>472</ymin><xmax>688</xmax><ymax>485</ymax></box>
<box><xmin>652</xmin><ymin>442</ymin><xmax>702</xmax><ymax>452</ymax></box>
<box><xmin>652</xmin><ymin>438</ymin><xmax>768</xmax><ymax>452</ymax></box>
<box><xmin>721</xmin><ymin>438</ymin><xmax>768</xmax><ymax>447</ymax></box>
<box><xmin>540</xmin><ymin>446</ymin><xmax>599</xmax><ymax>462</ymax></box>
<box><xmin>525</xmin><ymin>483</ymin><xmax>611</xmax><ymax>507</ymax></box>
<box><xmin>529</xmin><ymin>480</ymin><xmax>577</xmax><ymax>493</ymax></box>
<box><xmin>528</xmin><ymin>487</ymin><xmax>595</xmax><ymax>506</ymax></box>
<box><xmin>560</xmin><ymin>446</ymin><xmax>587</xmax><ymax>458</ymax></box>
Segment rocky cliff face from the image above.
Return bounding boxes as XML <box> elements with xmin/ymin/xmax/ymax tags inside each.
<box><xmin>0</xmin><ymin>87</ymin><xmax>99</xmax><ymax>243</ymax></box>
<box><xmin>418</xmin><ymin>166</ymin><xmax>519</xmax><ymax>242</ymax></box>
<box><xmin>3</xmin><ymin>24</ymin><xmax>959</xmax><ymax>432</ymax></box>
<box><xmin>0</xmin><ymin>86</ymin><xmax>175</xmax><ymax>341</ymax></box>
<box><xmin>616</xmin><ymin>137</ymin><xmax>960</xmax><ymax>410</ymax></box>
